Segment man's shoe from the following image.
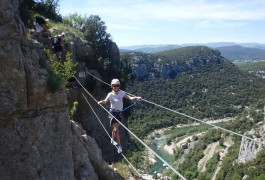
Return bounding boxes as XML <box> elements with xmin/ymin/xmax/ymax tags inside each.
<box><xmin>111</xmin><ymin>138</ymin><xmax>118</xmax><ymax>146</ymax></box>
<box><xmin>117</xmin><ymin>146</ymin><xmax>123</xmax><ymax>154</ymax></box>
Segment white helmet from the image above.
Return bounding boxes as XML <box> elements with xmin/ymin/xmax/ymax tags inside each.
<box><xmin>111</xmin><ymin>79</ymin><xmax>120</xmax><ymax>85</ymax></box>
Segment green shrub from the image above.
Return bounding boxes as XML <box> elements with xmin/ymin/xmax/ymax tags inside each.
<box><xmin>47</xmin><ymin>72</ymin><xmax>62</xmax><ymax>92</ymax></box>
<box><xmin>46</xmin><ymin>51</ymin><xmax>77</xmax><ymax>92</ymax></box>
<box><xmin>69</xmin><ymin>101</ymin><xmax>78</xmax><ymax>119</ymax></box>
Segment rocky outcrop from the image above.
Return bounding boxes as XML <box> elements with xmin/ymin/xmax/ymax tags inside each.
<box><xmin>108</xmin><ymin>41</ymin><xmax>120</xmax><ymax>70</ymax></box>
<box><xmin>237</xmin><ymin>124</ymin><xmax>265</xmax><ymax>163</ymax></box>
<box><xmin>68</xmin><ymin>37</ymin><xmax>94</xmax><ymax>62</ymax></box>
<box><xmin>71</xmin><ymin>121</ymin><xmax>122</xmax><ymax>179</ymax></box>
<box><xmin>122</xmin><ymin>49</ymin><xmax>223</xmax><ymax>80</ymax></box>
<box><xmin>0</xmin><ymin>0</ymin><xmax>122</xmax><ymax>179</ymax></box>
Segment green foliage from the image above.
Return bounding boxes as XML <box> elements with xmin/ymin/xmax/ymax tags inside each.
<box><xmin>253</xmin><ymin>174</ymin><xmax>265</xmax><ymax>180</ymax></box>
<box><xmin>47</xmin><ymin>51</ymin><xmax>78</xmax><ymax>92</ymax></box>
<box><xmin>19</xmin><ymin>0</ymin><xmax>61</xmax><ymax>25</ymax></box>
<box><xmin>47</xmin><ymin>71</ymin><xmax>62</xmax><ymax>92</ymax></box>
<box><xmin>166</xmin><ymin>138</ymin><xmax>172</xmax><ymax>145</ymax></box>
<box><xmin>124</xmin><ymin>47</ymin><xmax>265</xmax><ymax>138</ymax></box>
<box><xmin>155</xmin><ymin>46</ymin><xmax>221</xmax><ymax>63</ymax></box>
<box><xmin>214</xmin><ymin>138</ymin><xmax>265</xmax><ymax>180</ymax></box>
<box><xmin>222</xmin><ymin>99</ymin><xmax>265</xmax><ymax>133</ymax></box>
<box><xmin>82</xmin><ymin>15</ymin><xmax>111</xmax><ymax>60</ymax></box>
<box><xmin>62</xmin><ymin>13</ymin><xmax>85</xmax><ymax>30</ymax></box>
<box><xmin>49</xmin><ymin>52</ymin><xmax>77</xmax><ymax>84</ymax></box>
<box><xmin>19</xmin><ymin>0</ymin><xmax>36</xmax><ymax>26</ymax></box>
<box><xmin>122</xmin><ymin>139</ymin><xmax>145</xmax><ymax>169</ymax></box>
<box><xmin>219</xmin><ymin>138</ymin><xmax>224</xmax><ymax>146</ymax></box>
<box><xmin>34</xmin><ymin>0</ymin><xmax>61</xmax><ymax>20</ymax></box>
<box><xmin>205</xmin><ymin>153</ymin><xmax>219</xmax><ymax>174</ymax></box>
<box><xmin>70</xmin><ymin>101</ymin><xmax>78</xmax><ymax>119</ymax></box>
<box><xmin>236</xmin><ymin>61</ymin><xmax>265</xmax><ymax>72</ymax></box>
<box><xmin>173</xmin><ymin>147</ymin><xmax>184</xmax><ymax>161</ymax></box>
<box><xmin>178</xmin><ymin>130</ymin><xmax>222</xmax><ymax>178</ymax></box>
<box><xmin>216</xmin><ymin>45</ymin><xmax>265</xmax><ymax>61</ymax></box>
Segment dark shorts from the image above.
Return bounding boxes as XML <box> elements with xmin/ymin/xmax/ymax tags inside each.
<box><xmin>54</xmin><ymin>45</ymin><xmax>62</xmax><ymax>52</ymax></box>
<box><xmin>109</xmin><ymin>111</ymin><xmax>122</xmax><ymax>125</ymax></box>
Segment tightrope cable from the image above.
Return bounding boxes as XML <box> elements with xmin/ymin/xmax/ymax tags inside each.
<box><xmin>85</xmin><ymin>71</ymin><xmax>265</xmax><ymax>146</ymax></box>
<box><xmin>141</xmin><ymin>98</ymin><xmax>265</xmax><ymax>146</ymax></box>
<box><xmin>74</xmin><ymin>75</ymin><xmax>187</xmax><ymax>180</ymax></box>
<box><xmin>81</xmin><ymin>93</ymin><xmax>111</xmax><ymax>139</ymax></box>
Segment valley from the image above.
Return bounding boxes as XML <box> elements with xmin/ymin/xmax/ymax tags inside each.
<box><xmin>145</xmin><ymin>118</ymin><xmax>234</xmax><ymax>176</ymax></box>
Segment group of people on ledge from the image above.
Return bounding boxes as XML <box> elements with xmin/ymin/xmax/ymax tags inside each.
<box><xmin>33</xmin><ymin>15</ymin><xmax>65</xmax><ymax>60</ymax></box>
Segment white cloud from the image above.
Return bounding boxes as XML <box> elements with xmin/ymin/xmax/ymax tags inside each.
<box><xmin>81</xmin><ymin>0</ymin><xmax>265</xmax><ymax>21</ymax></box>
<box><xmin>59</xmin><ymin>0</ymin><xmax>265</xmax><ymax>45</ymax></box>
<box><xmin>197</xmin><ymin>20</ymin><xmax>247</xmax><ymax>28</ymax></box>
<box><xmin>60</xmin><ymin>0</ymin><xmax>265</xmax><ymax>24</ymax></box>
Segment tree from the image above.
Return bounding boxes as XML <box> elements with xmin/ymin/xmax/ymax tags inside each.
<box><xmin>82</xmin><ymin>15</ymin><xmax>112</xmax><ymax>60</ymax></box>
<box><xmin>219</xmin><ymin>138</ymin><xmax>224</xmax><ymax>147</ymax></box>
<box><xmin>35</xmin><ymin>0</ymin><xmax>61</xmax><ymax>20</ymax></box>
<box><xmin>63</xmin><ymin>13</ymin><xmax>85</xmax><ymax>29</ymax></box>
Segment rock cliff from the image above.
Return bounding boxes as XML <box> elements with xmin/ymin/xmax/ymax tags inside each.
<box><xmin>0</xmin><ymin>0</ymin><xmax>122</xmax><ymax>179</ymax></box>
<box><xmin>237</xmin><ymin>124</ymin><xmax>265</xmax><ymax>163</ymax></box>
<box><xmin>122</xmin><ymin>49</ymin><xmax>223</xmax><ymax>80</ymax></box>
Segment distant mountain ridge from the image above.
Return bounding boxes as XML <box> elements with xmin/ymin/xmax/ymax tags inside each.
<box><xmin>120</xmin><ymin>42</ymin><xmax>265</xmax><ymax>51</ymax></box>
<box><xmin>120</xmin><ymin>42</ymin><xmax>265</xmax><ymax>61</ymax></box>
<box><xmin>215</xmin><ymin>45</ymin><xmax>265</xmax><ymax>61</ymax></box>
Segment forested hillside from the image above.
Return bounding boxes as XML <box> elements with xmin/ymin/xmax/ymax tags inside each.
<box><xmin>120</xmin><ymin>47</ymin><xmax>265</xmax><ymax>138</ymax></box>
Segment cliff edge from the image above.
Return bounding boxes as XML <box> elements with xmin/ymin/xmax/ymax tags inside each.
<box><xmin>0</xmin><ymin>0</ymin><xmax>122</xmax><ymax>179</ymax></box>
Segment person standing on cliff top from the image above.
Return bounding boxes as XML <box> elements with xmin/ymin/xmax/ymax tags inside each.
<box><xmin>98</xmin><ymin>79</ymin><xmax>141</xmax><ymax>154</ymax></box>
<box><xmin>33</xmin><ymin>16</ymin><xmax>49</xmax><ymax>36</ymax></box>
<box><xmin>52</xmin><ymin>32</ymin><xmax>65</xmax><ymax>60</ymax></box>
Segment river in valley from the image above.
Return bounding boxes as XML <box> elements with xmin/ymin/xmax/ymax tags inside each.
<box><xmin>149</xmin><ymin>135</ymin><xmax>174</xmax><ymax>174</ymax></box>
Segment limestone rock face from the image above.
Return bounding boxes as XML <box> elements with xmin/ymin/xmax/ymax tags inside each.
<box><xmin>71</xmin><ymin>121</ymin><xmax>122</xmax><ymax>180</ymax></box>
<box><xmin>0</xmin><ymin>0</ymin><xmax>122</xmax><ymax>179</ymax></box>
<box><xmin>122</xmin><ymin>49</ymin><xmax>223</xmax><ymax>80</ymax></box>
<box><xmin>237</xmin><ymin>125</ymin><xmax>265</xmax><ymax>163</ymax></box>
<box><xmin>68</xmin><ymin>37</ymin><xmax>94</xmax><ymax>62</ymax></box>
<box><xmin>108</xmin><ymin>41</ymin><xmax>120</xmax><ymax>70</ymax></box>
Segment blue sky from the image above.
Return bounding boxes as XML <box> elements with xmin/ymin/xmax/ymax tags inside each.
<box><xmin>59</xmin><ymin>0</ymin><xmax>265</xmax><ymax>47</ymax></box>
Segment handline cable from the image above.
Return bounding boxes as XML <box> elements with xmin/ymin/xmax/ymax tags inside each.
<box><xmin>85</xmin><ymin>71</ymin><xmax>265</xmax><ymax>146</ymax></box>
<box><xmin>81</xmin><ymin>93</ymin><xmax>111</xmax><ymax>139</ymax></box>
<box><xmin>74</xmin><ymin>75</ymin><xmax>187</xmax><ymax>180</ymax></box>
<box><xmin>121</xmin><ymin>153</ymin><xmax>142</xmax><ymax>177</ymax></box>
<box><xmin>140</xmin><ymin>98</ymin><xmax>265</xmax><ymax>146</ymax></box>
<box><xmin>81</xmin><ymin>93</ymin><xmax>142</xmax><ymax>177</ymax></box>
<box><xmin>86</xmin><ymin>71</ymin><xmax>111</xmax><ymax>86</ymax></box>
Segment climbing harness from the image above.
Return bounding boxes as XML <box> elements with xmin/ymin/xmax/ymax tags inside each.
<box><xmin>102</xmin><ymin>101</ymin><xmax>137</xmax><ymax>113</ymax></box>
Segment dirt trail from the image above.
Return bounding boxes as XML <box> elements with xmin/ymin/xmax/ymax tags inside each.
<box><xmin>198</xmin><ymin>142</ymin><xmax>218</xmax><ymax>172</ymax></box>
<box><xmin>211</xmin><ymin>137</ymin><xmax>233</xmax><ymax>180</ymax></box>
